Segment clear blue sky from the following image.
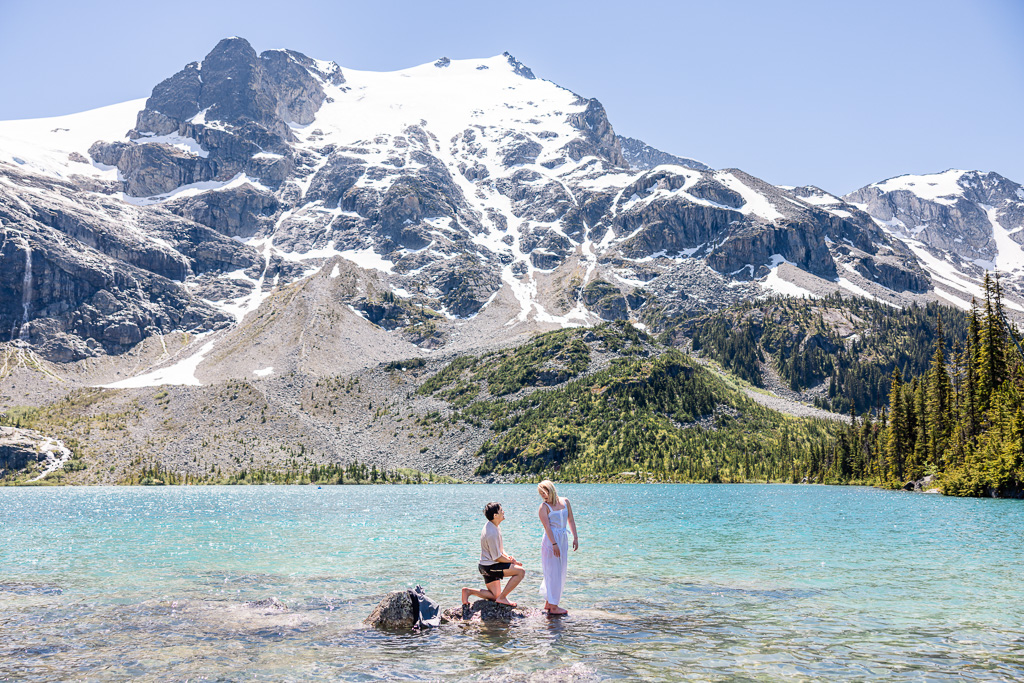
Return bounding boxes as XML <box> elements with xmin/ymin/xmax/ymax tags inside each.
<box><xmin>1</xmin><ymin>0</ymin><xmax>1021</xmax><ymax>194</ymax></box>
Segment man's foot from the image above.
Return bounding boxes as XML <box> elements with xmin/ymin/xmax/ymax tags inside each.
<box><xmin>461</xmin><ymin>588</ymin><xmax>471</xmax><ymax>606</ymax></box>
<box><xmin>495</xmin><ymin>597</ymin><xmax>517</xmax><ymax>607</ymax></box>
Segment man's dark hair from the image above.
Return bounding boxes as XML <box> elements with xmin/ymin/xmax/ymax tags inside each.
<box><xmin>484</xmin><ymin>502</ymin><xmax>502</xmax><ymax>521</ymax></box>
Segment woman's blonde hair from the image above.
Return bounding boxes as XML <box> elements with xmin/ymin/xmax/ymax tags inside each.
<box><xmin>538</xmin><ymin>479</ymin><xmax>559</xmax><ymax>506</ymax></box>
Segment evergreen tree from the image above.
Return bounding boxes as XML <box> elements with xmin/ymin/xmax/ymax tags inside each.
<box><xmin>926</xmin><ymin>313</ymin><xmax>952</xmax><ymax>469</ymax></box>
<box><xmin>885</xmin><ymin>369</ymin><xmax>907</xmax><ymax>481</ymax></box>
<box><xmin>978</xmin><ymin>274</ymin><xmax>1007</xmax><ymax>414</ymax></box>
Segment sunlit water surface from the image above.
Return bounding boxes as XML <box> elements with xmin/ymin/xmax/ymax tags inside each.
<box><xmin>1</xmin><ymin>484</ymin><xmax>1022</xmax><ymax>681</ymax></box>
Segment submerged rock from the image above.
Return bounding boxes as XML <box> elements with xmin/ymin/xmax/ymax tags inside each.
<box><xmin>244</xmin><ymin>597</ymin><xmax>288</xmax><ymax>611</ymax></box>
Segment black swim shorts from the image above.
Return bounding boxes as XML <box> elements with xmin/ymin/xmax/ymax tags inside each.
<box><xmin>478</xmin><ymin>562</ymin><xmax>511</xmax><ymax>583</ymax></box>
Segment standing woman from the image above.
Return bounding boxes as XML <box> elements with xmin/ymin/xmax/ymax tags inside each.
<box><xmin>537</xmin><ymin>479</ymin><xmax>578</xmax><ymax>615</ymax></box>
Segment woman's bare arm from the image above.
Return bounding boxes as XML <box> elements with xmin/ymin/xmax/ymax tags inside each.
<box><xmin>566</xmin><ymin>498</ymin><xmax>579</xmax><ymax>551</ymax></box>
<box><xmin>539</xmin><ymin>503</ymin><xmax>560</xmax><ymax>557</ymax></box>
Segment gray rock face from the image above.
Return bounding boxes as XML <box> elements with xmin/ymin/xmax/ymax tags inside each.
<box><xmin>118</xmin><ymin>143</ymin><xmax>218</xmax><ymax>197</ymax></box>
<box><xmin>111</xmin><ymin>37</ymin><xmax>341</xmax><ymax>199</ymax></box>
<box><xmin>260</xmin><ymin>50</ymin><xmax>332</xmax><ymax>126</ymax></box>
<box><xmin>582</xmin><ymin>279</ymin><xmax>628</xmax><ymax>320</ymax></box>
<box><xmin>565</xmin><ymin>98</ymin><xmax>627</xmax><ymax>168</ymax></box>
<box><xmin>706</xmin><ymin>221</ymin><xmax>837</xmax><ymax>280</ymax></box>
<box><xmin>195</xmin><ymin>38</ymin><xmax>288</xmax><ymax>139</ymax></box>
<box><xmin>0</xmin><ymin>168</ymin><xmax>250</xmax><ymax>360</ymax></box>
<box><xmin>844</xmin><ymin>171</ymin><xmax>1024</xmax><ymax>266</ymax></box>
<box><xmin>431</xmin><ymin>260</ymin><xmax>502</xmax><ymax>318</ymax></box>
<box><xmin>87</xmin><ymin>140</ymin><xmax>132</xmax><ymax>167</ymax></box>
<box><xmin>846</xmin><ymin>185</ymin><xmax>993</xmax><ymax>262</ymax></box>
<box><xmin>617</xmin><ymin>135</ymin><xmax>711</xmax><ymax>172</ymax></box>
<box><xmin>144</xmin><ymin>61</ymin><xmax>204</xmax><ymax>127</ymax></box>
<box><xmin>503</xmin><ymin>52</ymin><xmax>535</xmax><ymax>79</ymax></box>
<box><xmin>0</xmin><ymin>426</ymin><xmax>43</xmax><ymax>474</ymax></box>
<box><xmin>615</xmin><ymin>198</ymin><xmax>745</xmax><ymax>259</ymax></box>
<box><xmin>166</xmin><ymin>185</ymin><xmax>279</xmax><ymax>238</ymax></box>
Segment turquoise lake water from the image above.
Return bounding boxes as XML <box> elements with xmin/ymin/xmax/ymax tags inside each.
<box><xmin>1</xmin><ymin>484</ymin><xmax>1022</xmax><ymax>681</ymax></box>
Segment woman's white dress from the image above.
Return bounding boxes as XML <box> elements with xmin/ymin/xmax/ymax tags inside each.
<box><xmin>540</xmin><ymin>501</ymin><xmax>570</xmax><ymax>605</ymax></box>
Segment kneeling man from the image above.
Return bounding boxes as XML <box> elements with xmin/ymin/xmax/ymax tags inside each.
<box><xmin>461</xmin><ymin>502</ymin><xmax>525</xmax><ymax>607</ymax></box>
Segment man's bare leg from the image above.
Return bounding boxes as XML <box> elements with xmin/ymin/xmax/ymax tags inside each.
<box><xmin>485</xmin><ymin>578</ymin><xmax>514</xmax><ymax>606</ymax></box>
<box><xmin>461</xmin><ymin>587</ymin><xmax>495</xmax><ymax>605</ymax></box>
<box><xmin>498</xmin><ymin>567</ymin><xmax>525</xmax><ymax>605</ymax></box>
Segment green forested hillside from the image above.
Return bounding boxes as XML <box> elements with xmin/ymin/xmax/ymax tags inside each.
<box><xmin>420</xmin><ymin>322</ymin><xmax>845</xmax><ymax>482</ymax></box>
<box><xmin>420</xmin><ymin>289</ymin><xmax>1024</xmax><ymax>497</ymax></box>
<box><xmin>684</xmin><ymin>294</ymin><xmax>969</xmax><ymax>415</ymax></box>
<box><xmin>688</xmin><ymin>279</ymin><xmax>1024</xmax><ymax>498</ymax></box>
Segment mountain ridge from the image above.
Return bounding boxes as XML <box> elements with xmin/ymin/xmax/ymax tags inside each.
<box><xmin>1</xmin><ymin>36</ymin><xmax>1022</xmax><ymax>388</ymax></box>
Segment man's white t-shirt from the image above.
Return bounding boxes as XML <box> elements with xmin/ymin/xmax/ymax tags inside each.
<box><xmin>479</xmin><ymin>521</ymin><xmax>504</xmax><ymax>565</ymax></box>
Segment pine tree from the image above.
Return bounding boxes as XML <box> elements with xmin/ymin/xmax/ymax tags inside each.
<box><xmin>884</xmin><ymin>369</ymin><xmax>907</xmax><ymax>482</ymax></box>
<box><xmin>978</xmin><ymin>273</ymin><xmax>1007</xmax><ymax>415</ymax></box>
<box><xmin>963</xmin><ymin>300</ymin><xmax>982</xmax><ymax>441</ymax></box>
<box><xmin>908</xmin><ymin>378</ymin><xmax>927</xmax><ymax>481</ymax></box>
<box><xmin>926</xmin><ymin>313</ymin><xmax>952</xmax><ymax>469</ymax></box>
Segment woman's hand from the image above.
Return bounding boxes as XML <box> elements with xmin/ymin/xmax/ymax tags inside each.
<box><xmin>572</xmin><ymin>537</ymin><xmax>579</xmax><ymax>552</ymax></box>
<box><xmin>552</xmin><ymin>543</ymin><xmax>561</xmax><ymax>558</ymax></box>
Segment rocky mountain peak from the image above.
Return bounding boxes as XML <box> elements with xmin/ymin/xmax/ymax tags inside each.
<box><xmin>845</xmin><ymin>169</ymin><xmax>1024</xmax><ymax>270</ymax></box>
<box><xmin>196</xmin><ymin>37</ymin><xmax>281</xmax><ymax>135</ymax></box>
<box><xmin>502</xmin><ymin>52</ymin><xmax>535</xmax><ymax>79</ymax></box>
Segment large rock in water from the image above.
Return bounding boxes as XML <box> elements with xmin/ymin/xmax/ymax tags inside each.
<box><xmin>366</xmin><ymin>591</ymin><xmax>540</xmax><ymax>628</ymax></box>
<box><xmin>365</xmin><ymin>590</ymin><xmax>418</xmax><ymax>629</ymax></box>
<box><xmin>441</xmin><ymin>599</ymin><xmax>539</xmax><ymax>623</ymax></box>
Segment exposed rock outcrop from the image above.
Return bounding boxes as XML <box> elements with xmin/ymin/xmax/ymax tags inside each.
<box><xmin>618</xmin><ymin>135</ymin><xmax>711</xmax><ymax>172</ymax></box>
<box><xmin>706</xmin><ymin>221</ymin><xmax>837</xmax><ymax>280</ymax></box>
<box><xmin>0</xmin><ymin>177</ymin><xmax>244</xmax><ymax>360</ymax></box>
<box><xmin>582</xmin><ymin>279</ymin><xmax>628</xmax><ymax>320</ymax></box>
<box><xmin>107</xmin><ymin>37</ymin><xmax>343</xmax><ymax>199</ymax></box>
<box><xmin>0</xmin><ymin>425</ymin><xmax>72</xmax><ymax>478</ymax></box>
<box><xmin>0</xmin><ymin>426</ymin><xmax>43</xmax><ymax>473</ymax></box>
<box><xmin>565</xmin><ymin>98</ymin><xmax>627</xmax><ymax>168</ymax></box>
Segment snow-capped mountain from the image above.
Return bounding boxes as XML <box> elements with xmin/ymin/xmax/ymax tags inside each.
<box><xmin>844</xmin><ymin>170</ymin><xmax>1024</xmax><ymax>310</ymax></box>
<box><xmin>0</xmin><ymin>36</ymin><xmax>1021</xmax><ymax>383</ymax></box>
